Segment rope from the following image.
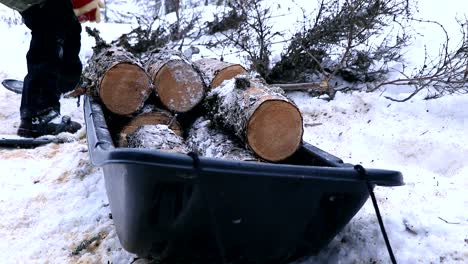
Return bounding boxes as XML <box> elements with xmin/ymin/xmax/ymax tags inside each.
<box><xmin>187</xmin><ymin>152</ymin><xmax>227</xmax><ymax>264</ymax></box>
<box><xmin>354</xmin><ymin>165</ymin><xmax>397</xmax><ymax>264</ymax></box>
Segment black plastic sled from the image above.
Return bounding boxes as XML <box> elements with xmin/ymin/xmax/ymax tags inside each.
<box><xmin>84</xmin><ymin>96</ymin><xmax>404</xmax><ymax>263</ymax></box>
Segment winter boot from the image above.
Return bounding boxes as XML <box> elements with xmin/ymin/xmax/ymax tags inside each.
<box><xmin>17</xmin><ymin>109</ymin><xmax>82</xmax><ymax>138</ymax></box>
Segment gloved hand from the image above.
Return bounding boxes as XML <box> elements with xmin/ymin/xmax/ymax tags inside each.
<box><xmin>72</xmin><ymin>0</ymin><xmax>105</xmax><ymax>23</ymax></box>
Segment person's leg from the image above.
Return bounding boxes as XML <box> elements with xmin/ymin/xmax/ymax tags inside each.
<box><xmin>58</xmin><ymin>3</ymin><xmax>83</xmax><ymax>94</ymax></box>
<box><xmin>20</xmin><ymin>3</ymin><xmax>62</xmax><ymax>119</ymax></box>
<box><xmin>18</xmin><ymin>0</ymin><xmax>82</xmax><ymax>137</ymax></box>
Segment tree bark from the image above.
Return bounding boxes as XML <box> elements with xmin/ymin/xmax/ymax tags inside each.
<box><xmin>127</xmin><ymin>125</ymin><xmax>189</xmax><ymax>153</ymax></box>
<box><xmin>84</xmin><ymin>46</ymin><xmax>152</xmax><ymax>116</ymax></box>
<box><xmin>194</xmin><ymin>58</ymin><xmax>247</xmax><ymax>88</ymax></box>
<box><xmin>186</xmin><ymin>117</ymin><xmax>257</xmax><ymax>161</ymax></box>
<box><xmin>118</xmin><ymin>106</ymin><xmax>182</xmax><ymax>147</ymax></box>
<box><xmin>205</xmin><ymin>76</ymin><xmax>303</xmax><ymax>162</ymax></box>
<box><xmin>145</xmin><ymin>50</ymin><xmax>206</xmax><ymax>113</ymax></box>
<box><xmin>164</xmin><ymin>0</ymin><xmax>180</xmax><ymax>14</ymax></box>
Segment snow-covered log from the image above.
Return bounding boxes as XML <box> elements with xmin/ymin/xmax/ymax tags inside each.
<box><xmin>145</xmin><ymin>49</ymin><xmax>206</xmax><ymax>113</ymax></box>
<box><xmin>186</xmin><ymin>117</ymin><xmax>258</xmax><ymax>161</ymax></box>
<box><xmin>205</xmin><ymin>75</ymin><xmax>303</xmax><ymax>162</ymax></box>
<box><xmin>118</xmin><ymin>107</ymin><xmax>182</xmax><ymax>147</ymax></box>
<box><xmin>84</xmin><ymin>46</ymin><xmax>152</xmax><ymax>116</ymax></box>
<box><xmin>194</xmin><ymin>58</ymin><xmax>247</xmax><ymax>88</ymax></box>
<box><xmin>127</xmin><ymin>125</ymin><xmax>189</xmax><ymax>153</ymax></box>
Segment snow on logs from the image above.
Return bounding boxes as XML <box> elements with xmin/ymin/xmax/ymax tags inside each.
<box><xmin>84</xmin><ymin>47</ymin><xmax>152</xmax><ymax>115</ymax></box>
<box><xmin>205</xmin><ymin>75</ymin><xmax>304</xmax><ymax>162</ymax></box>
<box><xmin>127</xmin><ymin>125</ymin><xmax>189</xmax><ymax>154</ymax></box>
<box><xmin>194</xmin><ymin>58</ymin><xmax>247</xmax><ymax>88</ymax></box>
<box><xmin>146</xmin><ymin>50</ymin><xmax>206</xmax><ymax>113</ymax></box>
<box><xmin>186</xmin><ymin>117</ymin><xmax>257</xmax><ymax>161</ymax></box>
<box><xmin>118</xmin><ymin>106</ymin><xmax>183</xmax><ymax>147</ymax></box>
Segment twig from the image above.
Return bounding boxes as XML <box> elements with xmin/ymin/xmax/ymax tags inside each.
<box><xmin>438</xmin><ymin>217</ymin><xmax>461</xmax><ymax>225</ymax></box>
<box><xmin>419</xmin><ymin>130</ymin><xmax>429</xmax><ymax>136</ymax></box>
<box><xmin>305</xmin><ymin>122</ymin><xmax>323</xmax><ymax>127</ymax></box>
<box><xmin>85</xmin><ymin>27</ymin><xmax>111</xmax><ymax>53</ymax></box>
<box><xmin>71</xmin><ymin>233</ymin><xmax>104</xmax><ymax>255</ymax></box>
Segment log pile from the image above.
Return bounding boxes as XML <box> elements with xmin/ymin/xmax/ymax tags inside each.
<box><xmin>84</xmin><ymin>44</ymin><xmax>304</xmax><ymax>162</ymax></box>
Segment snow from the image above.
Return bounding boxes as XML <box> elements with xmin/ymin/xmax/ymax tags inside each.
<box><xmin>0</xmin><ymin>1</ymin><xmax>467</xmax><ymax>264</ymax></box>
<box><xmin>169</xmin><ymin>61</ymin><xmax>205</xmax><ymax>108</ymax></box>
<box><xmin>186</xmin><ymin>117</ymin><xmax>256</xmax><ymax>161</ymax></box>
<box><xmin>289</xmin><ymin>91</ymin><xmax>468</xmax><ymax>263</ymax></box>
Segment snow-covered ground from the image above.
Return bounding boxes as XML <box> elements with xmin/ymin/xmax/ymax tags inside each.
<box><xmin>0</xmin><ymin>1</ymin><xmax>467</xmax><ymax>263</ymax></box>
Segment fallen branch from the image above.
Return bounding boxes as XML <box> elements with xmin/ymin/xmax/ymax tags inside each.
<box><xmin>271</xmin><ymin>82</ymin><xmax>328</xmax><ymax>91</ymax></box>
<box><xmin>438</xmin><ymin>217</ymin><xmax>461</xmax><ymax>225</ymax></box>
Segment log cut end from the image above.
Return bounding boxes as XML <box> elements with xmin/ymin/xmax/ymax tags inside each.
<box><xmin>119</xmin><ymin>111</ymin><xmax>182</xmax><ymax>147</ymax></box>
<box><xmin>211</xmin><ymin>65</ymin><xmax>247</xmax><ymax>88</ymax></box>
<box><xmin>247</xmin><ymin>100</ymin><xmax>303</xmax><ymax>162</ymax></box>
<box><xmin>155</xmin><ymin>60</ymin><xmax>205</xmax><ymax>113</ymax></box>
<box><xmin>100</xmin><ymin>63</ymin><xmax>151</xmax><ymax>115</ymax></box>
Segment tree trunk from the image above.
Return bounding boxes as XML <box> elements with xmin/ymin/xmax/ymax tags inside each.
<box><xmin>186</xmin><ymin>117</ymin><xmax>257</xmax><ymax>161</ymax></box>
<box><xmin>194</xmin><ymin>58</ymin><xmax>247</xmax><ymax>88</ymax></box>
<box><xmin>164</xmin><ymin>0</ymin><xmax>180</xmax><ymax>14</ymax></box>
<box><xmin>84</xmin><ymin>46</ymin><xmax>152</xmax><ymax>116</ymax></box>
<box><xmin>127</xmin><ymin>125</ymin><xmax>189</xmax><ymax>153</ymax></box>
<box><xmin>205</xmin><ymin>76</ymin><xmax>303</xmax><ymax>162</ymax></box>
<box><xmin>145</xmin><ymin>50</ymin><xmax>206</xmax><ymax>113</ymax></box>
<box><xmin>118</xmin><ymin>107</ymin><xmax>183</xmax><ymax>147</ymax></box>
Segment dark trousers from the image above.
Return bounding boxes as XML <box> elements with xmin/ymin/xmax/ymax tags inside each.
<box><xmin>20</xmin><ymin>0</ymin><xmax>82</xmax><ymax>119</ymax></box>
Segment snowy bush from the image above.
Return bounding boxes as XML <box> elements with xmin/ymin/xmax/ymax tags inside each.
<box><xmin>269</xmin><ymin>0</ymin><xmax>414</xmax><ymax>85</ymax></box>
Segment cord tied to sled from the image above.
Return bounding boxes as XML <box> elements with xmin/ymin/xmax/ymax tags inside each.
<box><xmin>188</xmin><ymin>151</ymin><xmax>227</xmax><ymax>264</ymax></box>
<box><xmin>354</xmin><ymin>164</ymin><xmax>397</xmax><ymax>264</ymax></box>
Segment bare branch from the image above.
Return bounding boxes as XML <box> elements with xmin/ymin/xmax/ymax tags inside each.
<box><xmin>375</xmin><ymin>18</ymin><xmax>468</xmax><ymax>101</ymax></box>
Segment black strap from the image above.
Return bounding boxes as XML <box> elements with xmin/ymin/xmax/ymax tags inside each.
<box><xmin>187</xmin><ymin>152</ymin><xmax>227</xmax><ymax>263</ymax></box>
<box><xmin>354</xmin><ymin>165</ymin><xmax>397</xmax><ymax>264</ymax></box>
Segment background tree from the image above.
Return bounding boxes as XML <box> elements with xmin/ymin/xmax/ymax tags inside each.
<box><xmin>205</xmin><ymin>0</ymin><xmax>278</xmax><ymax>79</ymax></box>
<box><xmin>268</xmin><ymin>1</ymin><xmax>413</xmax><ymax>92</ymax></box>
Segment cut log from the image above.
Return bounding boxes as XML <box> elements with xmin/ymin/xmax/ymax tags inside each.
<box><xmin>145</xmin><ymin>50</ymin><xmax>206</xmax><ymax>113</ymax></box>
<box><xmin>205</xmin><ymin>76</ymin><xmax>303</xmax><ymax>162</ymax></box>
<box><xmin>127</xmin><ymin>125</ymin><xmax>189</xmax><ymax>153</ymax></box>
<box><xmin>194</xmin><ymin>58</ymin><xmax>247</xmax><ymax>88</ymax></box>
<box><xmin>118</xmin><ymin>107</ymin><xmax>182</xmax><ymax>147</ymax></box>
<box><xmin>186</xmin><ymin>117</ymin><xmax>257</xmax><ymax>161</ymax></box>
<box><xmin>84</xmin><ymin>46</ymin><xmax>152</xmax><ymax>115</ymax></box>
